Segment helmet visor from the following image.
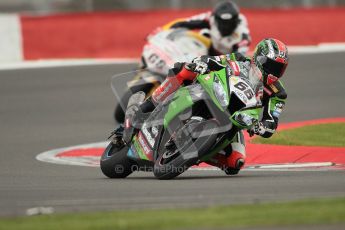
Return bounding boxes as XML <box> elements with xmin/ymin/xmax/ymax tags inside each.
<box><xmin>257</xmin><ymin>55</ymin><xmax>287</xmax><ymax>78</ymax></box>
<box><xmin>215</xmin><ymin>15</ymin><xmax>239</xmax><ymax>36</ymax></box>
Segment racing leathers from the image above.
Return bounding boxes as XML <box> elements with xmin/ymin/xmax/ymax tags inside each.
<box><xmin>151</xmin><ymin>11</ymin><xmax>251</xmax><ymax>56</ymax></box>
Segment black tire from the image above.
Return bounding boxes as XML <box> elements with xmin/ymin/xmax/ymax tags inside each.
<box><xmin>153</xmin><ymin>119</ymin><xmax>218</xmax><ymax>180</ymax></box>
<box><xmin>114</xmin><ymin>83</ymin><xmax>157</xmax><ymax>123</ymax></box>
<box><xmin>224</xmin><ymin>167</ymin><xmax>240</xmax><ymax>175</ymax></box>
<box><xmin>153</xmin><ymin>152</ymin><xmax>196</xmax><ymax>180</ymax></box>
<box><xmin>100</xmin><ymin>143</ymin><xmax>136</xmax><ymax>178</ymax></box>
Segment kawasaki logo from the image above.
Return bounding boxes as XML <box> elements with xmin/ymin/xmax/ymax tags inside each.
<box><xmin>138</xmin><ymin>132</ymin><xmax>153</xmax><ymax>157</ymax></box>
<box><xmin>141</xmin><ymin>123</ymin><xmax>155</xmax><ymax>148</ymax></box>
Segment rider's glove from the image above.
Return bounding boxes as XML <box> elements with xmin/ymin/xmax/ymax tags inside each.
<box><xmin>248</xmin><ymin>122</ymin><xmax>265</xmax><ymax>137</ymax></box>
<box><xmin>185</xmin><ymin>57</ymin><xmax>209</xmax><ymax>75</ymax></box>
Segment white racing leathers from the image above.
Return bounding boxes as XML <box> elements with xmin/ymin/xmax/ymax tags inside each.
<box><xmin>209</xmin><ymin>14</ymin><xmax>251</xmax><ymax>55</ymax></box>
<box><xmin>169</xmin><ymin>11</ymin><xmax>251</xmax><ymax>55</ymax></box>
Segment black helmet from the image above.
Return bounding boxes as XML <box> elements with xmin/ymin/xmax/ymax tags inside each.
<box><xmin>212</xmin><ymin>1</ymin><xmax>240</xmax><ymax>36</ymax></box>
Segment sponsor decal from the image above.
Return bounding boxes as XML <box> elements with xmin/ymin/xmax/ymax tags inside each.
<box><xmin>229</xmin><ymin>61</ymin><xmax>240</xmax><ymax>76</ymax></box>
<box><xmin>279</xmin><ymin>51</ymin><xmax>287</xmax><ymax>59</ymax></box>
<box><xmin>226</xmin><ymin>66</ymin><xmax>232</xmax><ymax>76</ymax></box>
<box><xmin>272</xmin><ymin>111</ymin><xmax>281</xmax><ymax>118</ymax></box>
<box><xmin>273</xmin><ymin>102</ymin><xmax>284</xmax><ymax>117</ymax></box>
<box><xmin>269</xmin><ymin>84</ymin><xmax>279</xmax><ymax>93</ymax></box>
<box><xmin>190</xmin><ymin>116</ymin><xmax>204</xmax><ymax>122</ymax></box>
<box><xmin>204</xmin><ymin>75</ymin><xmax>211</xmax><ymax>81</ymax></box>
<box><xmin>141</xmin><ymin>123</ymin><xmax>156</xmax><ymax>148</ymax></box>
<box><xmin>151</xmin><ymin>126</ymin><xmax>159</xmax><ymax>137</ymax></box>
<box><xmin>138</xmin><ymin>132</ymin><xmax>153</xmax><ymax>159</ymax></box>
<box><xmin>133</xmin><ymin>136</ymin><xmax>147</xmax><ymax>160</ymax></box>
<box><xmin>274</xmin><ymin>102</ymin><xmax>284</xmax><ymax>112</ymax></box>
<box><xmin>153</xmin><ymin>82</ymin><xmax>173</xmax><ymax>102</ymax></box>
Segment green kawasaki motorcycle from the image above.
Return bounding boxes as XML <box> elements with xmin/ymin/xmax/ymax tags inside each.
<box><xmin>101</xmin><ymin>63</ymin><xmax>263</xmax><ymax>179</ymax></box>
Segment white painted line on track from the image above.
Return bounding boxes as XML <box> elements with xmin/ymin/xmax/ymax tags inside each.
<box><xmin>289</xmin><ymin>43</ymin><xmax>345</xmax><ymax>55</ymax></box>
<box><xmin>36</xmin><ymin>141</ymin><xmax>343</xmax><ymax>171</ymax></box>
<box><xmin>1</xmin><ymin>43</ymin><xmax>345</xmax><ymax>71</ymax></box>
<box><xmin>247</xmin><ymin>162</ymin><xmax>335</xmax><ymax>169</ymax></box>
<box><xmin>36</xmin><ymin>141</ymin><xmax>109</xmax><ymax>167</ymax></box>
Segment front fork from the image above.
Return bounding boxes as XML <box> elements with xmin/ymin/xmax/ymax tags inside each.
<box><xmin>122</xmin><ymin>92</ymin><xmax>146</xmax><ymax>144</ymax></box>
<box><xmin>204</xmin><ymin>131</ymin><xmax>246</xmax><ymax>170</ymax></box>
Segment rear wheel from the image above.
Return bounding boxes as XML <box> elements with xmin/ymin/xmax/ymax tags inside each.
<box><xmin>100</xmin><ymin>143</ymin><xmax>137</xmax><ymax>178</ymax></box>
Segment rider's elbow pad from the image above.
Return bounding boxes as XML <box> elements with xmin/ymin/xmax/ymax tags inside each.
<box><xmin>276</xmin><ymin>90</ymin><xmax>287</xmax><ymax>100</ymax></box>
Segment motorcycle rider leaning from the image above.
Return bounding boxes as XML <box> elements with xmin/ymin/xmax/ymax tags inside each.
<box><xmin>120</xmin><ymin>38</ymin><xmax>288</xmax><ymax>174</ymax></box>
<box><xmin>150</xmin><ymin>0</ymin><xmax>251</xmax><ymax>56</ymax></box>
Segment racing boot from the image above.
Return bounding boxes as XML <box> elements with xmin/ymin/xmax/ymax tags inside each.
<box><xmin>223</xmin><ymin>140</ymin><xmax>246</xmax><ymax>175</ymax></box>
<box><xmin>223</xmin><ymin>152</ymin><xmax>245</xmax><ymax>175</ymax></box>
<box><xmin>205</xmin><ymin>132</ymin><xmax>246</xmax><ymax>175</ymax></box>
<box><xmin>206</xmin><ymin>150</ymin><xmax>245</xmax><ymax>175</ymax></box>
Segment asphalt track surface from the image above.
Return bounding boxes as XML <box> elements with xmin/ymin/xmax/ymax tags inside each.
<box><xmin>1</xmin><ymin>52</ymin><xmax>345</xmax><ymax>217</ymax></box>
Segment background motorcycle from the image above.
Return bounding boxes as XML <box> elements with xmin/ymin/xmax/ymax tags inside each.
<box><xmin>113</xmin><ymin>28</ymin><xmax>210</xmax><ymax>122</ymax></box>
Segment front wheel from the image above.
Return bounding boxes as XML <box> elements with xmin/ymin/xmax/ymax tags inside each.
<box><xmin>153</xmin><ymin>147</ymin><xmax>197</xmax><ymax>180</ymax></box>
<box><xmin>153</xmin><ymin>119</ymin><xmax>218</xmax><ymax>180</ymax></box>
<box><xmin>100</xmin><ymin>143</ymin><xmax>137</xmax><ymax>178</ymax></box>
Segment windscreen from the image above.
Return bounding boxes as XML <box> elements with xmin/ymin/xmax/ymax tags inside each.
<box><xmin>242</xmin><ymin>63</ymin><xmax>263</xmax><ymax>99</ymax></box>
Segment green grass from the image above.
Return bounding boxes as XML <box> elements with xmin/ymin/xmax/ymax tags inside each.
<box><xmin>251</xmin><ymin>123</ymin><xmax>345</xmax><ymax>147</ymax></box>
<box><xmin>1</xmin><ymin>198</ymin><xmax>345</xmax><ymax>230</ymax></box>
